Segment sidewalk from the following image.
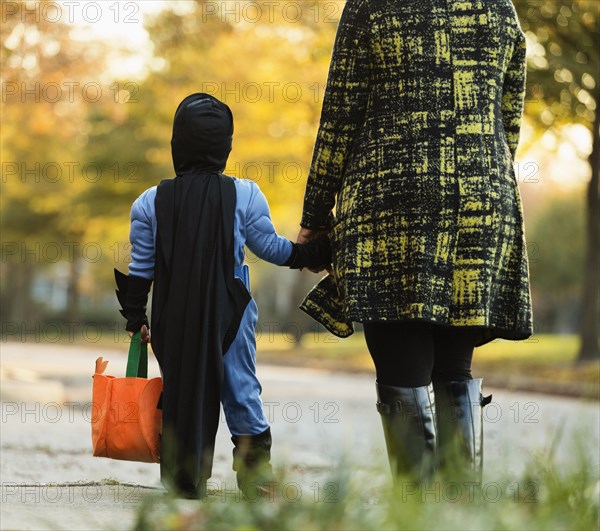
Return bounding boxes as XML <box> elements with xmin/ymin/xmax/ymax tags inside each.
<box><xmin>1</xmin><ymin>341</ymin><xmax>599</xmax><ymax>530</ymax></box>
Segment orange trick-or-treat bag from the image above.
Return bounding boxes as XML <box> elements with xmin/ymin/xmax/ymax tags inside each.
<box><xmin>91</xmin><ymin>331</ymin><xmax>162</xmax><ymax>463</ymax></box>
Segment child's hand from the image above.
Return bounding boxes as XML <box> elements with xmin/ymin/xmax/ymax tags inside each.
<box><xmin>128</xmin><ymin>324</ymin><xmax>151</xmax><ymax>343</ymax></box>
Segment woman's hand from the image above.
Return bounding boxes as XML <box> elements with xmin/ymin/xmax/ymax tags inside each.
<box><xmin>127</xmin><ymin>324</ymin><xmax>151</xmax><ymax>343</ymax></box>
<box><xmin>297</xmin><ymin>227</ymin><xmax>325</xmax><ymax>245</ymax></box>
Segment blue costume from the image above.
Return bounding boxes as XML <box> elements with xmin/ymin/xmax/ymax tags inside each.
<box><xmin>128</xmin><ymin>178</ymin><xmax>293</xmax><ymax>436</ymax></box>
<box><xmin>117</xmin><ymin>93</ymin><xmax>331</xmax><ymax>497</ymax></box>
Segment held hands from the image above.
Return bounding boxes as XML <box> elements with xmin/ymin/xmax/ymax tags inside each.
<box><xmin>296</xmin><ymin>227</ymin><xmax>333</xmax><ymax>274</ymax></box>
<box><xmin>127</xmin><ymin>324</ymin><xmax>151</xmax><ymax>344</ymax></box>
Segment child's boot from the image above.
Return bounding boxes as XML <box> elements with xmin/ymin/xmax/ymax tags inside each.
<box><xmin>231</xmin><ymin>427</ymin><xmax>276</xmax><ymax>498</ymax></box>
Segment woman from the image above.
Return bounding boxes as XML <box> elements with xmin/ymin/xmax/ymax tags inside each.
<box><xmin>298</xmin><ymin>0</ymin><xmax>533</xmax><ymax>485</ymax></box>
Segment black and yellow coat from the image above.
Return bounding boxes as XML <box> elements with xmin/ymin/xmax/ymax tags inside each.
<box><xmin>300</xmin><ymin>0</ymin><xmax>533</xmax><ymax>346</ymax></box>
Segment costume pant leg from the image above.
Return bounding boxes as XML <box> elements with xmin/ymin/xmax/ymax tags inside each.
<box><xmin>221</xmin><ymin>296</ymin><xmax>270</xmax><ymax>436</ymax></box>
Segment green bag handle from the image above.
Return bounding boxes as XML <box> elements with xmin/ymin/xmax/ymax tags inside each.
<box><xmin>126</xmin><ymin>331</ymin><xmax>148</xmax><ymax>378</ymax></box>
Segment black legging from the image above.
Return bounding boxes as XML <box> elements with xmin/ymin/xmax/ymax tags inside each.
<box><xmin>363</xmin><ymin>321</ymin><xmax>478</xmax><ymax>387</ymax></box>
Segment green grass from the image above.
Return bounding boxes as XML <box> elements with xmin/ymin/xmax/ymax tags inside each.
<box><xmin>474</xmin><ymin>334</ymin><xmax>580</xmax><ymax>363</ymax></box>
<box><xmin>131</xmin><ymin>451</ymin><xmax>600</xmax><ymax>531</ymax></box>
<box><xmin>61</xmin><ymin>331</ymin><xmax>599</xmax><ymax>398</ymax></box>
<box><xmin>254</xmin><ymin>332</ymin><xmax>598</xmax><ymax>398</ymax></box>
<box><xmin>257</xmin><ymin>331</ymin><xmax>581</xmax><ymax>366</ymax></box>
<box><xmin>472</xmin><ymin>335</ymin><xmax>599</xmax><ymax>399</ymax></box>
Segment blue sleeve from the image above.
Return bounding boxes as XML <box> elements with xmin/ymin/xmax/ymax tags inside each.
<box><xmin>128</xmin><ymin>191</ymin><xmax>155</xmax><ymax>280</ymax></box>
<box><xmin>245</xmin><ymin>184</ymin><xmax>293</xmax><ymax>266</ymax></box>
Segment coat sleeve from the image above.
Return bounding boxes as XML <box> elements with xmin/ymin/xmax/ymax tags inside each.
<box><xmin>128</xmin><ymin>191</ymin><xmax>155</xmax><ymax>280</ymax></box>
<box><xmin>501</xmin><ymin>29</ymin><xmax>527</xmax><ymax>160</ymax></box>
<box><xmin>245</xmin><ymin>183</ymin><xmax>294</xmax><ymax>266</ymax></box>
<box><xmin>300</xmin><ymin>0</ymin><xmax>371</xmax><ymax>230</ymax></box>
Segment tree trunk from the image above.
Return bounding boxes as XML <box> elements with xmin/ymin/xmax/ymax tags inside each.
<box><xmin>1</xmin><ymin>261</ymin><xmax>34</xmax><ymax>324</ymax></box>
<box><xmin>66</xmin><ymin>257</ymin><xmax>81</xmax><ymax>324</ymax></box>
<box><xmin>577</xmin><ymin>106</ymin><xmax>600</xmax><ymax>362</ymax></box>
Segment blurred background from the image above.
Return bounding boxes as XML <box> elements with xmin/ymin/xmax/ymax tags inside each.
<box><xmin>1</xmin><ymin>0</ymin><xmax>598</xmax><ymax>388</ymax></box>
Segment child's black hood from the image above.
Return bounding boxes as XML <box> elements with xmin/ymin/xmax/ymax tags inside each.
<box><xmin>171</xmin><ymin>93</ymin><xmax>233</xmax><ymax>173</ymax></box>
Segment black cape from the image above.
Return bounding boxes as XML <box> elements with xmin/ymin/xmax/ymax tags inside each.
<box><xmin>150</xmin><ymin>93</ymin><xmax>250</xmax><ymax>492</ymax></box>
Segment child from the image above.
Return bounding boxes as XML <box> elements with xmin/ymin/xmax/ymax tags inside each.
<box><xmin>115</xmin><ymin>93</ymin><xmax>331</xmax><ymax>499</ymax></box>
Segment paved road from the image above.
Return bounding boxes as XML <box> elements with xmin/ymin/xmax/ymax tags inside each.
<box><xmin>1</xmin><ymin>342</ymin><xmax>598</xmax><ymax>530</ymax></box>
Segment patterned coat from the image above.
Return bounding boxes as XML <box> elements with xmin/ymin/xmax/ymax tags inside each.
<box><xmin>299</xmin><ymin>0</ymin><xmax>533</xmax><ymax>346</ymax></box>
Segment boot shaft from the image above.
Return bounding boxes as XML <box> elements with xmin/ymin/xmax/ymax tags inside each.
<box><xmin>432</xmin><ymin>378</ymin><xmax>492</xmax><ymax>483</ymax></box>
<box><xmin>376</xmin><ymin>382</ymin><xmax>437</xmax><ymax>484</ymax></box>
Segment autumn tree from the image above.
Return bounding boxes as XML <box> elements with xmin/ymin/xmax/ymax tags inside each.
<box><xmin>515</xmin><ymin>0</ymin><xmax>599</xmax><ymax>360</ymax></box>
<box><xmin>1</xmin><ymin>0</ymin><xmax>109</xmax><ymax>322</ymax></box>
